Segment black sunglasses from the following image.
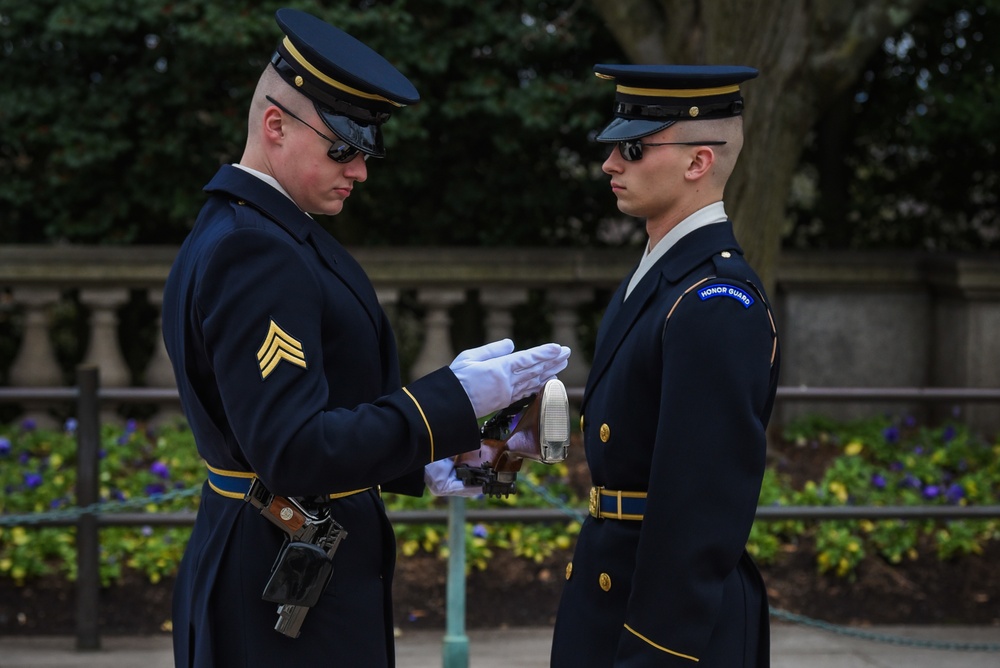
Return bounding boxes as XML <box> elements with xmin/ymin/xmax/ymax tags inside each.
<box><xmin>265</xmin><ymin>96</ymin><xmax>367</xmax><ymax>163</ymax></box>
<box><xmin>616</xmin><ymin>139</ymin><xmax>727</xmax><ymax>162</ymax></box>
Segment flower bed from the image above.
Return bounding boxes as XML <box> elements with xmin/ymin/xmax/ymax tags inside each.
<box><xmin>0</xmin><ymin>414</ymin><xmax>997</xmax><ymax>587</ymax></box>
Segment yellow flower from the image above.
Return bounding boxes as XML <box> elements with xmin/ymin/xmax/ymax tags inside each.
<box><xmin>829</xmin><ymin>481</ymin><xmax>849</xmax><ymax>503</ymax></box>
<box><xmin>12</xmin><ymin>527</ymin><xmax>28</xmax><ymax>546</ymax></box>
<box><xmin>50</xmin><ymin>453</ymin><xmax>64</xmax><ymax>468</ymax></box>
<box><xmin>844</xmin><ymin>441</ymin><xmax>863</xmax><ymax>456</ymax></box>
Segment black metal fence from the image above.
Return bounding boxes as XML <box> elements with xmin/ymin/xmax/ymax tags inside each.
<box><xmin>2</xmin><ymin>366</ymin><xmax>1000</xmax><ymax>650</ymax></box>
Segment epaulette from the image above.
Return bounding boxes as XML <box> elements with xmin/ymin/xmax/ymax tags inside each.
<box><xmin>664</xmin><ymin>250</ymin><xmax>778</xmax><ymax>367</ymax></box>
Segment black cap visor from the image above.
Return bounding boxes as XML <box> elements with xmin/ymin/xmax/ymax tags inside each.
<box><xmin>316</xmin><ymin>104</ymin><xmax>385</xmax><ymax>158</ymax></box>
<box><xmin>595</xmin><ymin>117</ymin><xmax>677</xmax><ymax>143</ymax></box>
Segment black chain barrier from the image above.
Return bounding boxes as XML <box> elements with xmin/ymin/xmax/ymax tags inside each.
<box><xmin>2</xmin><ymin>478</ymin><xmax>999</xmax><ymax>653</ymax></box>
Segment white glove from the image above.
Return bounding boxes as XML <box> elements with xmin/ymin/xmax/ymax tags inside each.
<box><xmin>449</xmin><ymin>339</ymin><xmax>571</xmax><ymax>418</ymax></box>
<box><xmin>424</xmin><ymin>458</ymin><xmax>483</xmax><ymax>497</ymax></box>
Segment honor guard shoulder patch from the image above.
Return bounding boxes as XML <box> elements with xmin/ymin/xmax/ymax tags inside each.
<box><xmin>696</xmin><ymin>283</ymin><xmax>755</xmax><ymax>309</ymax></box>
<box><xmin>257</xmin><ymin>319</ymin><xmax>307</xmax><ymax>379</ymax></box>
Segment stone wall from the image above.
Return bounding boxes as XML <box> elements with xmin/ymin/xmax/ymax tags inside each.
<box><xmin>1</xmin><ymin>245</ymin><xmax>998</xmax><ymax>435</ymax></box>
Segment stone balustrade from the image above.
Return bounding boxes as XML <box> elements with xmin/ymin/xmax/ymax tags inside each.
<box><xmin>1</xmin><ymin>245</ymin><xmax>999</xmax><ymax>435</ymax></box>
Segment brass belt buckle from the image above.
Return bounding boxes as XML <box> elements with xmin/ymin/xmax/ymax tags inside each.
<box><xmin>589</xmin><ymin>486</ymin><xmax>601</xmax><ymax>518</ymax></box>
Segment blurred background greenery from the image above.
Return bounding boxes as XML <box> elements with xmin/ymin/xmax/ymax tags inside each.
<box><xmin>1</xmin><ymin>0</ymin><xmax>997</xmax><ymax>259</ymax></box>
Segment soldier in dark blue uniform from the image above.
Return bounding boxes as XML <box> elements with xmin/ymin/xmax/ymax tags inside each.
<box><xmin>161</xmin><ymin>9</ymin><xmax>569</xmax><ymax>667</ymax></box>
<box><xmin>550</xmin><ymin>65</ymin><xmax>779</xmax><ymax>667</ymax></box>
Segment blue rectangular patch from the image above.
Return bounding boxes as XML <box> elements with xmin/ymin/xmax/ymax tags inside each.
<box><xmin>697</xmin><ymin>283</ymin><xmax>754</xmax><ymax>308</ymax></box>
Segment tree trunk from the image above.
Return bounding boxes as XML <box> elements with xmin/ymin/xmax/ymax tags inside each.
<box><xmin>592</xmin><ymin>0</ymin><xmax>927</xmax><ymax>290</ymax></box>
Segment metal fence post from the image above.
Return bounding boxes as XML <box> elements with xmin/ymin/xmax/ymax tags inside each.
<box><xmin>75</xmin><ymin>365</ymin><xmax>101</xmax><ymax>650</ymax></box>
<box><xmin>442</xmin><ymin>496</ymin><xmax>469</xmax><ymax>668</ymax></box>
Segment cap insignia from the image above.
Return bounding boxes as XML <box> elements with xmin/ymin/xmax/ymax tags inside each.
<box><xmin>689</xmin><ymin>106</ymin><xmax>699</xmax><ymax>117</ymax></box>
<box><xmin>257</xmin><ymin>319</ymin><xmax>307</xmax><ymax>379</ymax></box>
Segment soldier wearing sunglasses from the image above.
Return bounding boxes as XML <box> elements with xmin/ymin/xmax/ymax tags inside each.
<box><xmin>551</xmin><ymin>64</ymin><xmax>780</xmax><ymax>667</ymax></box>
<box><xmin>163</xmin><ymin>8</ymin><xmax>570</xmax><ymax>668</ymax></box>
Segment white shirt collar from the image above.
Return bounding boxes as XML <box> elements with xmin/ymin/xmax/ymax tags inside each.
<box><xmin>232</xmin><ymin>163</ymin><xmax>298</xmax><ymax>206</ymax></box>
<box><xmin>624</xmin><ymin>201</ymin><xmax>728</xmax><ymax>300</ymax></box>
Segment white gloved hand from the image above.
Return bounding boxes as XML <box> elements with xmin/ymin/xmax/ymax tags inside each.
<box><xmin>424</xmin><ymin>458</ymin><xmax>483</xmax><ymax>497</ymax></box>
<box><xmin>449</xmin><ymin>339</ymin><xmax>571</xmax><ymax>418</ymax></box>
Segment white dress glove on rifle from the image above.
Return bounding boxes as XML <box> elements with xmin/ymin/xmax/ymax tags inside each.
<box><xmin>449</xmin><ymin>339</ymin><xmax>571</xmax><ymax>419</ymax></box>
<box><xmin>424</xmin><ymin>458</ymin><xmax>483</xmax><ymax>497</ymax></box>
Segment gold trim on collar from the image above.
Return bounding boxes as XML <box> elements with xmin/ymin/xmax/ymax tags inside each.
<box><xmin>282</xmin><ymin>37</ymin><xmax>403</xmax><ymax>107</ymax></box>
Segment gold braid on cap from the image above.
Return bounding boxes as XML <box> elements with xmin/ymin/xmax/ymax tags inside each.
<box><xmin>282</xmin><ymin>37</ymin><xmax>403</xmax><ymax>107</ymax></box>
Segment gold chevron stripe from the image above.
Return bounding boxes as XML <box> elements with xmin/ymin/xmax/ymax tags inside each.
<box><xmin>257</xmin><ymin>319</ymin><xmax>307</xmax><ymax>379</ymax></box>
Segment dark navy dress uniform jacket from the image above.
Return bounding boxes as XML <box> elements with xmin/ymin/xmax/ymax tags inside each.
<box><xmin>162</xmin><ymin>165</ymin><xmax>480</xmax><ymax>667</ymax></box>
<box><xmin>551</xmin><ymin>221</ymin><xmax>779</xmax><ymax>667</ymax></box>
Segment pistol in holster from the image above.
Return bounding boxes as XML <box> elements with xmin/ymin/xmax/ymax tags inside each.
<box><xmin>245</xmin><ymin>479</ymin><xmax>347</xmax><ymax>636</ymax></box>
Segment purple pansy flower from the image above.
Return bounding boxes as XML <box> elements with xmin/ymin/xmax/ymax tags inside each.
<box><xmin>871</xmin><ymin>473</ymin><xmax>887</xmax><ymax>489</ymax></box>
<box><xmin>0</xmin><ymin>437</ymin><xmax>10</xmax><ymax>456</ymax></box>
<box><xmin>882</xmin><ymin>426</ymin><xmax>899</xmax><ymax>444</ymax></box>
<box><xmin>945</xmin><ymin>484</ymin><xmax>965</xmax><ymax>504</ymax></box>
<box><xmin>64</xmin><ymin>418</ymin><xmax>78</xmax><ymax>433</ymax></box>
<box><xmin>150</xmin><ymin>461</ymin><xmax>170</xmax><ymax>479</ymax></box>
<box><xmin>472</xmin><ymin>523</ymin><xmax>488</xmax><ymax>538</ymax></box>
<box><xmin>24</xmin><ymin>472</ymin><xmax>43</xmax><ymax>488</ymax></box>
<box><xmin>942</xmin><ymin>425</ymin><xmax>956</xmax><ymax>443</ymax></box>
<box><xmin>922</xmin><ymin>485</ymin><xmax>940</xmax><ymax>499</ymax></box>
<box><xmin>21</xmin><ymin>418</ymin><xmax>36</xmax><ymax>431</ymax></box>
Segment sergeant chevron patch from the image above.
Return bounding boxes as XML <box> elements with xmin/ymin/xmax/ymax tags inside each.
<box><xmin>256</xmin><ymin>319</ymin><xmax>307</xmax><ymax>379</ymax></box>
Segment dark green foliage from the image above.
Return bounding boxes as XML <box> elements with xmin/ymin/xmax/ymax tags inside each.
<box><xmin>789</xmin><ymin>0</ymin><xmax>1000</xmax><ymax>250</ymax></box>
<box><xmin>0</xmin><ymin>0</ymin><xmax>624</xmax><ymax>246</ymax></box>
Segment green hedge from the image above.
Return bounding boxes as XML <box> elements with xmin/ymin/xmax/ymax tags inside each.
<box><xmin>0</xmin><ymin>414</ymin><xmax>997</xmax><ymax>586</ymax></box>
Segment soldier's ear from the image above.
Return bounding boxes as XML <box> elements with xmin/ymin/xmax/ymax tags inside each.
<box><xmin>685</xmin><ymin>146</ymin><xmax>716</xmax><ymax>181</ymax></box>
<box><xmin>262</xmin><ymin>104</ymin><xmax>286</xmax><ymax>144</ymax></box>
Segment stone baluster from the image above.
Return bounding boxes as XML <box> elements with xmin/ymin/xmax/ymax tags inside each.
<box><xmin>8</xmin><ymin>287</ymin><xmax>64</xmax><ymax>428</ymax></box>
<box><xmin>79</xmin><ymin>288</ymin><xmax>131</xmax><ymax>425</ymax></box>
<box><xmin>479</xmin><ymin>287</ymin><xmax>528</xmax><ymax>343</ymax></box>
<box><xmin>144</xmin><ymin>288</ymin><xmax>175</xmax><ymax>389</ymax></box>
<box><xmin>408</xmin><ymin>288</ymin><xmax>465</xmax><ymax>381</ymax></box>
<box><xmin>547</xmin><ymin>287</ymin><xmax>593</xmax><ymax>389</ymax></box>
<box><xmin>144</xmin><ymin>288</ymin><xmax>183</xmax><ymax>427</ymax></box>
<box><xmin>375</xmin><ymin>287</ymin><xmax>400</xmax><ymax>312</ymax></box>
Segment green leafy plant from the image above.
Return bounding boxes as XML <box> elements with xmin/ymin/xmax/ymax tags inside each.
<box><xmin>774</xmin><ymin>415</ymin><xmax>1000</xmax><ymax>577</ymax></box>
<box><xmin>1</xmin><ymin>413</ymin><xmax>997</xmax><ymax>586</ymax></box>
